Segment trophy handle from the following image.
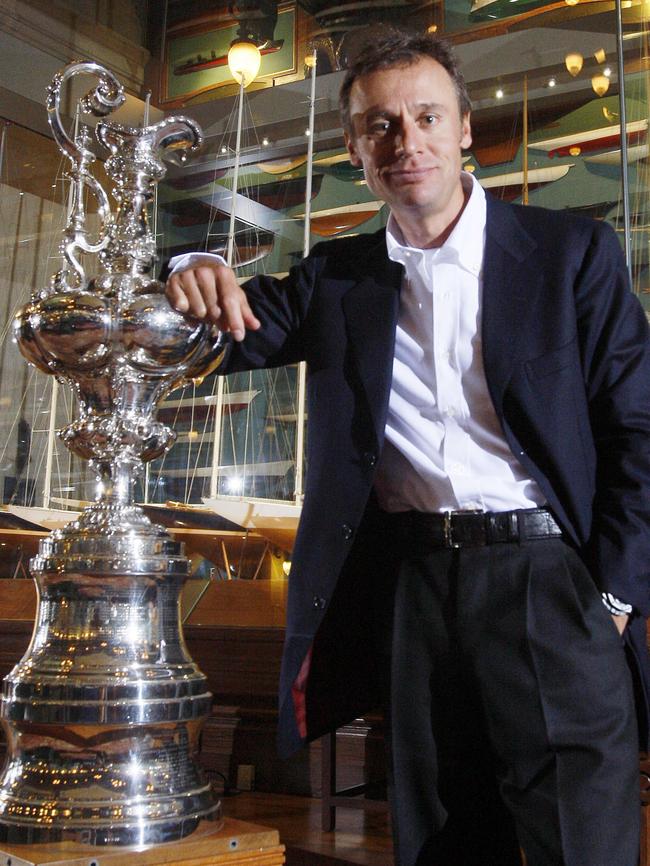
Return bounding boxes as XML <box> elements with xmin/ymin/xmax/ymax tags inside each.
<box><xmin>46</xmin><ymin>62</ymin><xmax>125</xmax><ymax>167</ymax></box>
<box><xmin>46</xmin><ymin>63</ymin><xmax>123</xmax><ymax>290</ymax></box>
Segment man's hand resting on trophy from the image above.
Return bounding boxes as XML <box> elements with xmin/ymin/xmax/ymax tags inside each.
<box><xmin>166</xmin><ymin>254</ymin><xmax>261</xmax><ymax>342</ymax></box>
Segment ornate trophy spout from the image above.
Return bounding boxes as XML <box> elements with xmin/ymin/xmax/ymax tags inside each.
<box><xmin>0</xmin><ymin>62</ymin><xmax>226</xmax><ymax>845</ymax></box>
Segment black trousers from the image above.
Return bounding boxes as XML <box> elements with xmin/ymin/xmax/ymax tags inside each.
<box><xmin>381</xmin><ymin>537</ymin><xmax>640</xmax><ymax>866</ymax></box>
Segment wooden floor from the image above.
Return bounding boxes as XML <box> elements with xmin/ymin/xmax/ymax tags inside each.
<box><xmin>222</xmin><ymin>792</ymin><xmax>394</xmax><ymax>866</ymax></box>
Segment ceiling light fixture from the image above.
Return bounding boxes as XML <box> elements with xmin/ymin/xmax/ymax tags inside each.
<box><xmin>565</xmin><ymin>52</ymin><xmax>584</xmax><ymax>76</ymax></box>
<box><xmin>227</xmin><ymin>39</ymin><xmax>261</xmax><ymax>88</ymax></box>
<box><xmin>591</xmin><ymin>74</ymin><xmax>610</xmax><ymax>96</ymax></box>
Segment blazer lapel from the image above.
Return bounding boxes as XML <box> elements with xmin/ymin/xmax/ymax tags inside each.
<box><xmin>342</xmin><ymin>232</ymin><xmax>403</xmax><ymax>447</ymax></box>
<box><xmin>482</xmin><ymin>196</ymin><xmax>540</xmax><ymax>416</ymax></box>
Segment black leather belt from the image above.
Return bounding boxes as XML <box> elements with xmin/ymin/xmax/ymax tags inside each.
<box><xmin>389</xmin><ymin>507</ymin><xmax>562</xmax><ymax>551</ymax></box>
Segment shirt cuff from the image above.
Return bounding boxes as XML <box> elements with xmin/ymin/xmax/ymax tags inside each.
<box><xmin>168</xmin><ymin>252</ymin><xmax>227</xmax><ymax>275</ymax></box>
<box><xmin>601</xmin><ymin>592</ymin><xmax>633</xmax><ymax>616</ymax></box>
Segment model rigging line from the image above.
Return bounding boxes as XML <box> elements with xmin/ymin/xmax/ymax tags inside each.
<box><xmin>185</xmin><ymin>380</ymin><xmax>219</xmax><ymax>501</ymax></box>
<box><xmin>203</xmin><ymin>96</ymin><xmax>241</xmax><ymax>253</ymax></box>
<box><xmin>242</xmin><ymin>370</ymin><xmax>254</xmax><ymax>494</ymax></box>
<box><xmin>202</xmin><ymin>59</ymin><xmax>314</xmax><ymax>505</ymax></box>
<box><xmin>183</xmin><ymin>381</ymin><xmax>198</xmax><ymax>503</ymax></box>
<box><xmin>42</xmin><ymin>377</ymin><xmax>59</xmax><ymax>511</ymax></box>
<box><xmin>628</xmin><ymin>69</ymin><xmax>649</xmax><ymax>292</ymax></box>
<box><xmin>615</xmin><ymin>0</ymin><xmax>632</xmax><ymax>277</ymax></box>
<box><xmin>52</xmin><ymin>382</ymin><xmax>70</xmax><ymax>505</ymax></box>
<box><xmin>150</xmin><ymin>386</ymin><xmax>187</xmax><ymax>500</ymax></box>
<box><xmin>0</xmin><ymin>366</ymin><xmax>36</xmax><ymax>476</ymax></box>
<box><xmin>240</xmin><ymin>96</ymin><xmax>268</xmax><ymax>275</ymax></box>
<box><xmin>42</xmin><ymin>106</ymin><xmax>84</xmax><ymax>510</ymax></box>
<box><xmin>188</xmin><ymin>385</ymin><xmax>213</xmax><ymax>500</ymax></box>
<box><xmin>294</xmin><ymin>48</ymin><xmax>317</xmax><ymax>501</ymax></box>
<box><xmin>20</xmin><ymin>374</ymin><xmax>40</xmax><ymax>508</ymax></box>
<box><xmin>53</xmin><ymin>413</ymin><xmax>67</xmax><ymax>504</ymax></box>
<box><xmin>522</xmin><ymin>75</ymin><xmax>528</xmax><ymax>205</ymax></box>
<box><xmin>208</xmin><ymin>76</ymin><xmax>256</xmax><ymax>499</ymax></box>
<box><xmin>226</xmin><ymin>76</ymin><xmax>247</xmax><ymax>268</ymax></box>
<box><xmin>262</xmin><ymin>366</ymin><xmax>296</xmax><ymax>483</ymax></box>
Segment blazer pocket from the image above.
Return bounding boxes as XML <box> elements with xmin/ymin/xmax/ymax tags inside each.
<box><xmin>525</xmin><ymin>335</ymin><xmax>578</xmax><ymax>381</ymax></box>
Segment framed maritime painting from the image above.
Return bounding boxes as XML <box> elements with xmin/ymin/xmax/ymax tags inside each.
<box><xmin>162</xmin><ymin>3</ymin><xmax>296</xmax><ymax>105</ymax></box>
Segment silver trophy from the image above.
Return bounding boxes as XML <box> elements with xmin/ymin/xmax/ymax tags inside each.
<box><xmin>1</xmin><ymin>62</ymin><xmax>226</xmax><ymax>845</ymax></box>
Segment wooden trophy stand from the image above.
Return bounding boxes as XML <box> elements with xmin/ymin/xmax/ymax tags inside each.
<box><xmin>0</xmin><ymin>818</ymin><xmax>285</xmax><ymax>866</ymax></box>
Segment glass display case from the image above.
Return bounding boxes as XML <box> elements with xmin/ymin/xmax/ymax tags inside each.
<box><xmin>0</xmin><ymin>0</ymin><xmax>648</xmax><ymax>577</ymax></box>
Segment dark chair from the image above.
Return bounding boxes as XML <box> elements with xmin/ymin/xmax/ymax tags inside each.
<box><xmin>320</xmin><ymin>727</ymin><xmax>389</xmax><ymax>832</ymax></box>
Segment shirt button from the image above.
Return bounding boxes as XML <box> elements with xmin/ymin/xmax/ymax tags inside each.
<box><xmin>312</xmin><ymin>596</ymin><xmax>327</xmax><ymax>610</ymax></box>
<box><xmin>341</xmin><ymin>523</ymin><xmax>354</xmax><ymax>540</ymax></box>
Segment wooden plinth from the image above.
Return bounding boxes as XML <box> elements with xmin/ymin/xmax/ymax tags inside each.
<box><xmin>0</xmin><ymin>818</ymin><xmax>284</xmax><ymax>866</ymax></box>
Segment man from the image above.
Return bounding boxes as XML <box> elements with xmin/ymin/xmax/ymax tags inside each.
<box><xmin>167</xmin><ymin>30</ymin><xmax>650</xmax><ymax>866</ymax></box>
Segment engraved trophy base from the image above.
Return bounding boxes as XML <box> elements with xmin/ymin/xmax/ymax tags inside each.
<box><xmin>0</xmin><ymin>507</ymin><xmax>221</xmax><ymax>846</ymax></box>
<box><xmin>0</xmin><ymin>817</ymin><xmax>284</xmax><ymax>866</ymax></box>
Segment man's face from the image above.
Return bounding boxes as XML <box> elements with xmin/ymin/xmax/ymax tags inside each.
<box><xmin>344</xmin><ymin>57</ymin><xmax>472</xmax><ymax>229</ymax></box>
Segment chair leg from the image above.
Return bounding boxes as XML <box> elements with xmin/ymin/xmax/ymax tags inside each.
<box><xmin>320</xmin><ymin>732</ymin><xmax>337</xmax><ymax>832</ymax></box>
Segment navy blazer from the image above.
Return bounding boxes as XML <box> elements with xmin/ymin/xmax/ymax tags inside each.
<box><xmin>220</xmin><ymin>194</ymin><xmax>650</xmax><ymax>757</ymax></box>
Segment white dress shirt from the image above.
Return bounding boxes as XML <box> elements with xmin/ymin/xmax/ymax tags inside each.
<box><xmin>374</xmin><ymin>172</ymin><xmax>545</xmax><ymax>514</ymax></box>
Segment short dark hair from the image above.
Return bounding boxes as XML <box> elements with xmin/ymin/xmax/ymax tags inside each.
<box><xmin>339</xmin><ymin>29</ymin><xmax>472</xmax><ymax>135</ymax></box>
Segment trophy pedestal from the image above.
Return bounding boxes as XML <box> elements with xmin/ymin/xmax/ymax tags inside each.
<box><xmin>0</xmin><ymin>818</ymin><xmax>284</xmax><ymax>866</ymax></box>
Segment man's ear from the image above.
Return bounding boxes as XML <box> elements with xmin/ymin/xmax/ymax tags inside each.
<box><xmin>460</xmin><ymin>113</ymin><xmax>472</xmax><ymax>150</ymax></box>
<box><xmin>344</xmin><ymin>131</ymin><xmax>362</xmax><ymax>168</ymax></box>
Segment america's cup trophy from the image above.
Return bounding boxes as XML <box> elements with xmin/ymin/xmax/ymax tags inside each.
<box><xmin>0</xmin><ymin>62</ymin><xmax>226</xmax><ymax>845</ymax></box>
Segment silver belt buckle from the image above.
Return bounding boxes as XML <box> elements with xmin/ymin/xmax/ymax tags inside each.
<box><xmin>444</xmin><ymin>509</ymin><xmax>485</xmax><ymax>548</ymax></box>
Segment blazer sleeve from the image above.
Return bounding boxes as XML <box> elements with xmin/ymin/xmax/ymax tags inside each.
<box><xmin>576</xmin><ymin>220</ymin><xmax>650</xmax><ymax>616</ymax></box>
<box><xmin>214</xmin><ymin>244</ymin><xmax>327</xmax><ymax>374</ymax></box>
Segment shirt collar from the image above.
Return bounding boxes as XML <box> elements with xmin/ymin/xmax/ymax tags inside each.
<box><xmin>386</xmin><ymin>171</ymin><xmax>486</xmax><ymax>277</ymax></box>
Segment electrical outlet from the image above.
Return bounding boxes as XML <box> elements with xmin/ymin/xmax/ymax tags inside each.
<box><xmin>236</xmin><ymin>764</ymin><xmax>255</xmax><ymax>791</ymax></box>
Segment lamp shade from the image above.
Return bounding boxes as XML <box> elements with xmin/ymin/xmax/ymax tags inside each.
<box><xmin>591</xmin><ymin>74</ymin><xmax>610</xmax><ymax>96</ymax></box>
<box><xmin>565</xmin><ymin>52</ymin><xmax>583</xmax><ymax>76</ymax></box>
<box><xmin>228</xmin><ymin>40</ymin><xmax>262</xmax><ymax>87</ymax></box>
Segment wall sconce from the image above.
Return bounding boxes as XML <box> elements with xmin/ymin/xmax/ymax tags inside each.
<box><xmin>565</xmin><ymin>52</ymin><xmax>583</xmax><ymax>76</ymax></box>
